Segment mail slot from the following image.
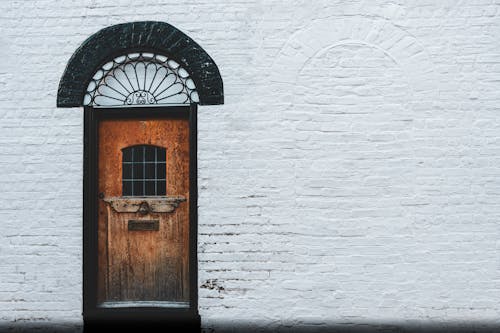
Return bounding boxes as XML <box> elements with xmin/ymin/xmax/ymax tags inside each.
<box><xmin>128</xmin><ymin>220</ymin><xmax>159</xmax><ymax>231</ymax></box>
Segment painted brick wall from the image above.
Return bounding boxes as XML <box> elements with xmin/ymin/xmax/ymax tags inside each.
<box><xmin>1</xmin><ymin>0</ymin><xmax>500</xmax><ymax>331</ymax></box>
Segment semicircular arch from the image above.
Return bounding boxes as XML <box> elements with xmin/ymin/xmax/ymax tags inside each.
<box><xmin>57</xmin><ymin>21</ymin><xmax>223</xmax><ymax>107</ymax></box>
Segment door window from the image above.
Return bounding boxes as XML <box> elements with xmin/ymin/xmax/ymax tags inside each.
<box><xmin>122</xmin><ymin>145</ymin><xmax>166</xmax><ymax>196</ymax></box>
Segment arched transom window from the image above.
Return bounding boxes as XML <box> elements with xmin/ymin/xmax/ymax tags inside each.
<box><xmin>122</xmin><ymin>145</ymin><xmax>166</xmax><ymax>196</ymax></box>
<box><xmin>84</xmin><ymin>52</ymin><xmax>199</xmax><ymax>107</ymax></box>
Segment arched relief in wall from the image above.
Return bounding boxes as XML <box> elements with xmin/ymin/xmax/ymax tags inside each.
<box><xmin>296</xmin><ymin>42</ymin><xmax>411</xmax><ymax>108</ymax></box>
<box><xmin>271</xmin><ymin>17</ymin><xmax>438</xmax><ymax>105</ymax></box>
<box><xmin>270</xmin><ymin>17</ymin><xmax>439</xmax><ymax>220</ymax></box>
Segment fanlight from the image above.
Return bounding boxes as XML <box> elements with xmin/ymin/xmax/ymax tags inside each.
<box><xmin>84</xmin><ymin>52</ymin><xmax>199</xmax><ymax>107</ymax></box>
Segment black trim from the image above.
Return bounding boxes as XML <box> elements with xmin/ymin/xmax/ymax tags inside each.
<box><xmin>189</xmin><ymin>104</ymin><xmax>198</xmax><ymax>313</ymax></box>
<box><xmin>58</xmin><ymin>21</ymin><xmax>223</xmax><ymax>107</ymax></box>
<box><xmin>83</xmin><ymin>105</ymin><xmax>200</xmax><ymax>331</ymax></box>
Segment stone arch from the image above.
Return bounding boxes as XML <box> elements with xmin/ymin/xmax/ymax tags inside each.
<box><xmin>57</xmin><ymin>21</ymin><xmax>223</xmax><ymax>107</ymax></box>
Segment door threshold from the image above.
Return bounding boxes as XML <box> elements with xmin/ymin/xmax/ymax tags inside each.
<box><xmin>98</xmin><ymin>301</ymin><xmax>190</xmax><ymax>308</ymax></box>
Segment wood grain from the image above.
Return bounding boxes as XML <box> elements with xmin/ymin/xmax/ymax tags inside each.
<box><xmin>97</xmin><ymin>118</ymin><xmax>190</xmax><ymax>303</ymax></box>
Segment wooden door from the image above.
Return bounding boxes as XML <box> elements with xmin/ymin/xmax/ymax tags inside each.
<box><xmin>97</xmin><ymin>118</ymin><xmax>190</xmax><ymax>307</ymax></box>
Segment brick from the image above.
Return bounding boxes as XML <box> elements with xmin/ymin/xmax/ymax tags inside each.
<box><xmin>1</xmin><ymin>1</ymin><xmax>500</xmax><ymax>332</ymax></box>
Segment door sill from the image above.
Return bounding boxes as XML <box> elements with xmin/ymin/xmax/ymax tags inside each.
<box><xmin>98</xmin><ymin>301</ymin><xmax>190</xmax><ymax>308</ymax></box>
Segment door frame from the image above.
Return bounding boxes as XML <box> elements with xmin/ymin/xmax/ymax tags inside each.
<box><xmin>83</xmin><ymin>105</ymin><xmax>199</xmax><ymax>326</ymax></box>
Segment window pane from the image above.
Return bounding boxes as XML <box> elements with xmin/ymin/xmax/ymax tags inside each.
<box><xmin>133</xmin><ymin>181</ymin><xmax>144</xmax><ymax>196</ymax></box>
<box><xmin>157</xmin><ymin>181</ymin><xmax>166</xmax><ymax>195</ymax></box>
<box><xmin>145</xmin><ymin>163</ymin><xmax>155</xmax><ymax>180</ymax></box>
<box><xmin>134</xmin><ymin>146</ymin><xmax>144</xmax><ymax>161</ymax></box>
<box><xmin>145</xmin><ymin>146</ymin><xmax>156</xmax><ymax>162</ymax></box>
<box><xmin>122</xmin><ymin>147</ymin><xmax>132</xmax><ymax>162</ymax></box>
<box><xmin>157</xmin><ymin>148</ymin><xmax>166</xmax><ymax>162</ymax></box>
<box><xmin>122</xmin><ymin>163</ymin><xmax>132</xmax><ymax>179</ymax></box>
<box><xmin>157</xmin><ymin>163</ymin><xmax>166</xmax><ymax>180</ymax></box>
<box><xmin>145</xmin><ymin>181</ymin><xmax>156</xmax><ymax>196</ymax></box>
<box><xmin>123</xmin><ymin>181</ymin><xmax>132</xmax><ymax>196</ymax></box>
<box><xmin>133</xmin><ymin>163</ymin><xmax>143</xmax><ymax>179</ymax></box>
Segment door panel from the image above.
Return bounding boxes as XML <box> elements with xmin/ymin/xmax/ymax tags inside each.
<box><xmin>97</xmin><ymin>118</ymin><xmax>190</xmax><ymax>306</ymax></box>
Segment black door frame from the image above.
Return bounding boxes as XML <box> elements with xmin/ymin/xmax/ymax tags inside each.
<box><xmin>83</xmin><ymin>105</ymin><xmax>199</xmax><ymax>328</ymax></box>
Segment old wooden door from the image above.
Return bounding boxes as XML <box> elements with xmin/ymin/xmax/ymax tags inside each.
<box><xmin>96</xmin><ymin>117</ymin><xmax>190</xmax><ymax>308</ymax></box>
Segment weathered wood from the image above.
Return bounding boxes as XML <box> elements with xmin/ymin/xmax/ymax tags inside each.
<box><xmin>97</xmin><ymin>118</ymin><xmax>190</xmax><ymax>304</ymax></box>
<box><xmin>103</xmin><ymin>196</ymin><xmax>186</xmax><ymax>213</ymax></box>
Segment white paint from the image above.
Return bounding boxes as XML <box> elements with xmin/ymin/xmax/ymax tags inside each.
<box><xmin>1</xmin><ymin>0</ymin><xmax>500</xmax><ymax>331</ymax></box>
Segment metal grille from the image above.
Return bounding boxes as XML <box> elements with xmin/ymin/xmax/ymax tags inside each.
<box><xmin>84</xmin><ymin>52</ymin><xmax>199</xmax><ymax>107</ymax></box>
<box><xmin>122</xmin><ymin>145</ymin><xmax>166</xmax><ymax>196</ymax></box>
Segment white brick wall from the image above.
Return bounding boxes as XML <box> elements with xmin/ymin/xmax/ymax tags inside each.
<box><xmin>1</xmin><ymin>0</ymin><xmax>500</xmax><ymax>331</ymax></box>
